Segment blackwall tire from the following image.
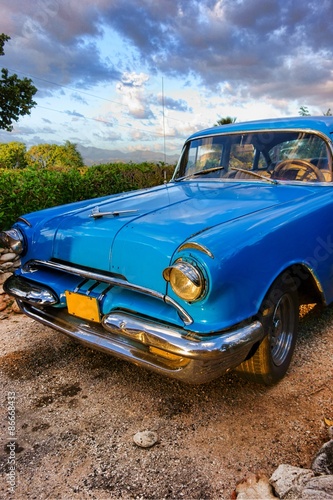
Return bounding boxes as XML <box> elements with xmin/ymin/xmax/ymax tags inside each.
<box><xmin>235</xmin><ymin>273</ymin><xmax>299</xmax><ymax>385</ymax></box>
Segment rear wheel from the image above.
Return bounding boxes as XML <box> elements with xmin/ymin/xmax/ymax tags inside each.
<box><xmin>235</xmin><ymin>273</ymin><xmax>299</xmax><ymax>385</ymax></box>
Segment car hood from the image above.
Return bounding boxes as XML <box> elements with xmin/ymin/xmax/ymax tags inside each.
<box><xmin>30</xmin><ymin>180</ymin><xmax>317</xmax><ymax>291</ymax></box>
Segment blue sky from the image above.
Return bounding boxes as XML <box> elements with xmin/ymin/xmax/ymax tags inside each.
<box><xmin>1</xmin><ymin>0</ymin><xmax>333</xmax><ymax>161</ymax></box>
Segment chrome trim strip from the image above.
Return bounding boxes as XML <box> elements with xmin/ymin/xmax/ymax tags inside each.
<box><xmin>17</xmin><ymin>217</ymin><xmax>32</xmax><ymax>227</ymax></box>
<box><xmin>177</xmin><ymin>242</ymin><xmax>214</xmax><ymax>259</ymax></box>
<box><xmin>23</xmin><ymin>259</ymin><xmax>193</xmax><ymax>325</ymax></box>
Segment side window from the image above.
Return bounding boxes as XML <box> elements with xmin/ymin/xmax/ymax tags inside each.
<box><xmin>230</xmin><ymin>144</ymin><xmax>254</xmax><ymax>170</ymax></box>
<box><xmin>257</xmin><ymin>151</ymin><xmax>268</xmax><ymax>169</ymax></box>
<box><xmin>186</xmin><ymin>139</ymin><xmax>224</xmax><ymax>172</ymax></box>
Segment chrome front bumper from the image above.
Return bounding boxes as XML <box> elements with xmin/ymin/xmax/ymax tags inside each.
<box><xmin>15</xmin><ymin>300</ymin><xmax>264</xmax><ymax>384</ymax></box>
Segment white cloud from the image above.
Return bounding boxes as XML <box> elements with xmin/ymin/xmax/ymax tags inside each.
<box><xmin>1</xmin><ymin>0</ymin><xmax>333</xmax><ymax>160</ymax></box>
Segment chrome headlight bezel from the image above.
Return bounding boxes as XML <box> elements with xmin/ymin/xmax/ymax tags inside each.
<box><xmin>163</xmin><ymin>259</ymin><xmax>207</xmax><ymax>302</ymax></box>
<box><xmin>0</xmin><ymin>228</ymin><xmax>26</xmax><ymax>255</ymax></box>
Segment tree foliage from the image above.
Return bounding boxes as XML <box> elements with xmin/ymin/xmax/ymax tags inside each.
<box><xmin>215</xmin><ymin>116</ymin><xmax>237</xmax><ymax>126</ymax></box>
<box><xmin>0</xmin><ymin>34</ymin><xmax>37</xmax><ymax>131</ymax></box>
<box><xmin>299</xmin><ymin>106</ymin><xmax>310</xmax><ymax>116</ymax></box>
<box><xmin>26</xmin><ymin>141</ymin><xmax>84</xmax><ymax>169</ymax></box>
<box><xmin>0</xmin><ymin>141</ymin><xmax>27</xmax><ymax>168</ymax></box>
<box><xmin>0</xmin><ymin>162</ymin><xmax>175</xmax><ymax>230</ymax></box>
<box><xmin>0</xmin><ymin>140</ymin><xmax>84</xmax><ymax>169</ymax></box>
<box><xmin>299</xmin><ymin>106</ymin><xmax>332</xmax><ymax>117</ymax></box>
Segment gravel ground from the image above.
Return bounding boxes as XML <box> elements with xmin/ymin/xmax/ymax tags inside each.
<box><xmin>0</xmin><ymin>304</ymin><xmax>332</xmax><ymax>499</ymax></box>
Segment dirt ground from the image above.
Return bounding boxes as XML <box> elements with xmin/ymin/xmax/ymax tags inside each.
<box><xmin>0</xmin><ymin>303</ymin><xmax>332</xmax><ymax>499</ymax></box>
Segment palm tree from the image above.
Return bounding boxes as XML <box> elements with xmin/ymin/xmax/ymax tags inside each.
<box><xmin>215</xmin><ymin>116</ymin><xmax>237</xmax><ymax>126</ymax></box>
<box><xmin>298</xmin><ymin>106</ymin><xmax>310</xmax><ymax>116</ymax></box>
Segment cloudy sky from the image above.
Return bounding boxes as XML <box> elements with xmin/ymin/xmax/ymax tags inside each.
<box><xmin>1</xmin><ymin>0</ymin><xmax>333</xmax><ymax>160</ymax></box>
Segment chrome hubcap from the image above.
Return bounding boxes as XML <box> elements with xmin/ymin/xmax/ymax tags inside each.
<box><xmin>270</xmin><ymin>294</ymin><xmax>294</xmax><ymax>366</ymax></box>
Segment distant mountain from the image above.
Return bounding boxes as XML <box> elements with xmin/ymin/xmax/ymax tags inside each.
<box><xmin>77</xmin><ymin>145</ymin><xmax>179</xmax><ymax>166</ymax></box>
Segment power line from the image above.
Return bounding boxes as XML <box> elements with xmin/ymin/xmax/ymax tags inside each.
<box><xmin>6</xmin><ymin>66</ymin><xmax>128</xmax><ymax>108</ymax></box>
<box><xmin>6</xmin><ymin>66</ymin><xmax>188</xmax><ymax>125</ymax></box>
<box><xmin>6</xmin><ymin>67</ymin><xmax>171</xmax><ymax>138</ymax></box>
<box><xmin>38</xmin><ymin>105</ymin><xmax>166</xmax><ymax>138</ymax></box>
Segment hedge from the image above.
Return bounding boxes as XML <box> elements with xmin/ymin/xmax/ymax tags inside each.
<box><xmin>0</xmin><ymin>162</ymin><xmax>175</xmax><ymax>230</ymax></box>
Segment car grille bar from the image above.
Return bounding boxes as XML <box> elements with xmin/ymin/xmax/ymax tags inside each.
<box><xmin>23</xmin><ymin>259</ymin><xmax>193</xmax><ymax>325</ymax></box>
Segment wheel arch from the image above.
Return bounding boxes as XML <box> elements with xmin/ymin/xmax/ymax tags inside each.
<box><xmin>286</xmin><ymin>263</ymin><xmax>325</xmax><ymax>306</ymax></box>
<box><xmin>257</xmin><ymin>263</ymin><xmax>325</xmax><ymax>315</ymax></box>
<box><xmin>238</xmin><ymin>262</ymin><xmax>323</xmax><ymax>361</ymax></box>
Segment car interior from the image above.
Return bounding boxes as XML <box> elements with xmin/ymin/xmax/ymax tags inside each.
<box><xmin>176</xmin><ymin>131</ymin><xmax>333</xmax><ymax>183</ymax></box>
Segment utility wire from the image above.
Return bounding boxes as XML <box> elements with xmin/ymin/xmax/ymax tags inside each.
<box><xmin>38</xmin><ymin>105</ymin><xmax>166</xmax><ymax>138</ymax></box>
<box><xmin>6</xmin><ymin>67</ymin><xmax>188</xmax><ymax>125</ymax></box>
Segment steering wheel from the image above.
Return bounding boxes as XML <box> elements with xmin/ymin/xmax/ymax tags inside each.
<box><xmin>272</xmin><ymin>159</ymin><xmax>326</xmax><ymax>182</ymax></box>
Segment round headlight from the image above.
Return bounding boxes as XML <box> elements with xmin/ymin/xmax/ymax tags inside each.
<box><xmin>0</xmin><ymin>228</ymin><xmax>25</xmax><ymax>255</ymax></box>
<box><xmin>163</xmin><ymin>261</ymin><xmax>206</xmax><ymax>302</ymax></box>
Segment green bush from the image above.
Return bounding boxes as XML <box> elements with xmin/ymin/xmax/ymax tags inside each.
<box><xmin>0</xmin><ymin>162</ymin><xmax>175</xmax><ymax>230</ymax></box>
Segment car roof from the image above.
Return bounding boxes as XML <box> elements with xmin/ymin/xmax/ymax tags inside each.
<box><xmin>188</xmin><ymin>116</ymin><xmax>333</xmax><ymax>141</ymax></box>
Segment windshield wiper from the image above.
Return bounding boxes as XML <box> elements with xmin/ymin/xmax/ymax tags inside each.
<box><xmin>174</xmin><ymin>166</ymin><xmax>225</xmax><ymax>182</ymax></box>
<box><xmin>231</xmin><ymin>167</ymin><xmax>279</xmax><ymax>185</ymax></box>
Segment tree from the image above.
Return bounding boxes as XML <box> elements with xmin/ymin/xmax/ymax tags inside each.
<box><xmin>298</xmin><ymin>106</ymin><xmax>310</xmax><ymax>116</ymax></box>
<box><xmin>0</xmin><ymin>141</ymin><xmax>27</xmax><ymax>168</ymax></box>
<box><xmin>53</xmin><ymin>141</ymin><xmax>85</xmax><ymax>169</ymax></box>
<box><xmin>0</xmin><ymin>34</ymin><xmax>37</xmax><ymax>131</ymax></box>
<box><xmin>299</xmin><ymin>106</ymin><xmax>332</xmax><ymax>117</ymax></box>
<box><xmin>215</xmin><ymin>116</ymin><xmax>237</xmax><ymax>126</ymax></box>
<box><xmin>26</xmin><ymin>141</ymin><xmax>84</xmax><ymax>170</ymax></box>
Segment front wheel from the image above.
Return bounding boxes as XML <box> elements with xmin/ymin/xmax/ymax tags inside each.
<box><xmin>235</xmin><ymin>273</ymin><xmax>299</xmax><ymax>385</ymax></box>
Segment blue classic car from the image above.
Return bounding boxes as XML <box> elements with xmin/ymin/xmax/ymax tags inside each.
<box><xmin>2</xmin><ymin>116</ymin><xmax>333</xmax><ymax>384</ymax></box>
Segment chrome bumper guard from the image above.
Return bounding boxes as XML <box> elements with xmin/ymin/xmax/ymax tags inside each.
<box><xmin>14</xmin><ymin>299</ymin><xmax>263</xmax><ymax>384</ymax></box>
<box><xmin>5</xmin><ymin>273</ymin><xmax>264</xmax><ymax>383</ymax></box>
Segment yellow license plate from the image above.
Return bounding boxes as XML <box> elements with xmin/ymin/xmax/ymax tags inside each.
<box><xmin>65</xmin><ymin>291</ymin><xmax>100</xmax><ymax>322</ymax></box>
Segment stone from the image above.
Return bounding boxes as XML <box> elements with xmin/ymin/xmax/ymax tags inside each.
<box><xmin>312</xmin><ymin>439</ymin><xmax>333</xmax><ymax>475</ymax></box>
<box><xmin>0</xmin><ymin>252</ymin><xmax>17</xmax><ymax>262</ymax></box>
<box><xmin>0</xmin><ymin>272</ymin><xmax>12</xmax><ymax>285</ymax></box>
<box><xmin>0</xmin><ymin>301</ymin><xmax>7</xmax><ymax>312</ymax></box>
<box><xmin>133</xmin><ymin>430</ymin><xmax>158</xmax><ymax>448</ymax></box>
<box><xmin>301</xmin><ymin>475</ymin><xmax>333</xmax><ymax>498</ymax></box>
<box><xmin>235</xmin><ymin>473</ymin><xmax>276</xmax><ymax>499</ymax></box>
<box><xmin>0</xmin><ymin>295</ymin><xmax>9</xmax><ymax>311</ymax></box>
<box><xmin>270</xmin><ymin>464</ymin><xmax>314</xmax><ymax>499</ymax></box>
<box><xmin>0</xmin><ymin>262</ymin><xmax>14</xmax><ymax>269</ymax></box>
<box><xmin>11</xmin><ymin>301</ymin><xmax>22</xmax><ymax>314</ymax></box>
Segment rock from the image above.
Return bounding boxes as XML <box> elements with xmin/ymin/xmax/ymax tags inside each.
<box><xmin>133</xmin><ymin>430</ymin><xmax>158</xmax><ymax>448</ymax></box>
<box><xmin>301</xmin><ymin>475</ymin><xmax>333</xmax><ymax>498</ymax></box>
<box><xmin>270</xmin><ymin>464</ymin><xmax>314</xmax><ymax>499</ymax></box>
<box><xmin>0</xmin><ymin>262</ymin><xmax>15</xmax><ymax>269</ymax></box>
<box><xmin>0</xmin><ymin>272</ymin><xmax>12</xmax><ymax>285</ymax></box>
<box><xmin>0</xmin><ymin>299</ymin><xmax>8</xmax><ymax>311</ymax></box>
<box><xmin>0</xmin><ymin>252</ymin><xmax>17</xmax><ymax>262</ymax></box>
<box><xmin>235</xmin><ymin>473</ymin><xmax>276</xmax><ymax>499</ymax></box>
<box><xmin>11</xmin><ymin>301</ymin><xmax>22</xmax><ymax>314</ymax></box>
<box><xmin>312</xmin><ymin>439</ymin><xmax>333</xmax><ymax>475</ymax></box>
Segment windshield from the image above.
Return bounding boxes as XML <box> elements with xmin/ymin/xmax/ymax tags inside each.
<box><xmin>173</xmin><ymin>131</ymin><xmax>333</xmax><ymax>183</ymax></box>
